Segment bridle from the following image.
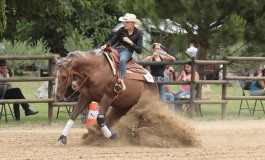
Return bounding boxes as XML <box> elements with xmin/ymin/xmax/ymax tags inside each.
<box><xmin>56</xmin><ymin>53</ymin><xmax>103</xmax><ymax>101</ymax></box>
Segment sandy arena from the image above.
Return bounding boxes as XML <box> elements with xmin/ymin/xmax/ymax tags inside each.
<box><xmin>1</xmin><ymin>97</ymin><xmax>265</xmax><ymax>160</ymax></box>
<box><xmin>0</xmin><ymin>119</ymin><xmax>265</xmax><ymax>160</ymax></box>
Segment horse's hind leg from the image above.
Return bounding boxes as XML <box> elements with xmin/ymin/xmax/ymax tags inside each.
<box><xmin>106</xmin><ymin>107</ymin><xmax>130</xmax><ymax>127</ymax></box>
<box><xmin>97</xmin><ymin>95</ymin><xmax>119</xmax><ymax>139</ymax></box>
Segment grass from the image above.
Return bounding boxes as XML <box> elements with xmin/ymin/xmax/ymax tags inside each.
<box><xmin>1</xmin><ymin>78</ymin><xmax>265</xmax><ymax>126</ymax></box>
<box><xmin>0</xmin><ymin>79</ymin><xmax>84</xmax><ymax>126</ymax></box>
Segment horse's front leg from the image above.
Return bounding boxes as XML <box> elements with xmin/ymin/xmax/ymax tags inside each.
<box><xmin>97</xmin><ymin>95</ymin><xmax>118</xmax><ymax>139</ymax></box>
<box><xmin>57</xmin><ymin>97</ymin><xmax>91</xmax><ymax>145</ymax></box>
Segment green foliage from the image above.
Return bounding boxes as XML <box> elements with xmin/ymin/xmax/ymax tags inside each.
<box><xmin>1</xmin><ymin>39</ymin><xmax>50</xmax><ymax>75</ymax></box>
<box><xmin>1</xmin><ymin>0</ymin><xmax>121</xmax><ymax>55</ymax></box>
<box><xmin>208</xmin><ymin>14</ymin><xmax>246</xmax><ymax>57</ymax></box>
<box><xmin>64</xmin><ymin>30</ymin><xmax>94</xmax><ymax>52</ymax></box>
<box><xmin>120</xmin><ymin>0</ymin><xmax>264</xmax><ymax>60</ymax></box>
<box><xmin>0</xmin><ymin>0</ymin><xmax>6</xmax><ymax>33</ymax></box>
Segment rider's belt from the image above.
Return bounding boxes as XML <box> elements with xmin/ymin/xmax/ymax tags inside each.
<box><xmin>116</xmin><ymin>45</ymin><xmax>127</xmax><ymax>49</ymax></box>
<box><xmin>153</xmin><ymin>76</ymin><xmax>164</xmax><ymax>81</ymax></box>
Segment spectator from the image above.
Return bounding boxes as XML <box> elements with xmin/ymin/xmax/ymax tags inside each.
<box><xmin>250</xmin><ymin>68</ymin><xmax>265</xmax><ymax>96</ymax></box>
<box><xmin>174</xmin><ymin>62</ymin><xmax>199</xmax><ymax>100</ymax></box>
<box><xmin>240</xmin><ymin>68</ymin><xmax>251</xmax><ymax>89</ymax></box>
<box><xmin>241</xmin><ymin>68</ymin><xmax>250</xmax><ymax>77</ymax></box>
<box><xmin>164</xmin><ymin>65</ymin><xmax>177</xmax><ymax>112</ymax></box>
<box><xmin>0</xmin><ymin>59</ymin><xmax>38</xmax><ymax>121</ymax></box>
<box><xmin>101</xmin><ymin>13</ymin><xmax>143</xmax><ymax>93</ymax></box>
<box><xmin>142</xmin><ymin>43</ymin><xmax>176</xmax><ymax>100</ymax></box>
<box><xmin>186</xmin><ymin>42</ymin><xmax>198</xmax><ymax>58</ymax></box>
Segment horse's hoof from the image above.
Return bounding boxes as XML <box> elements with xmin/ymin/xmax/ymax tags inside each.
<box><xmin>57</xmin><ymin>135</ymin><xmax>67</xmax><ymax>145</ymax></box>
<box><xmin>110</xmin><ymin>130</ymin><xmax>119</xmax><ymax>139</ymax></box>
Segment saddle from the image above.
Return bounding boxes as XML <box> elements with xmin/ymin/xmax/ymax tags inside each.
<box><xmin>103</xmin><ymin>46</ymin><xmax>148</xmax><ymax>81</ymax></box>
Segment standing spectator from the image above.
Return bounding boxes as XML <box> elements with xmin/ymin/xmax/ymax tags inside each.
<box><xmin>101</xmin><ymin>13</ymin><xmax>143</xmax><ymax>93</ymax></box>
<box><xmin>142</xmin><ymin>43</ymin><xmax>176</xmax><ymax>100</ymax></box>
<box><xmin>0</xmin><ymin>59</ymin><xmax>38</xmax><ymax>121</ymax></box>
<box><xmin>174</xmin><ymin>62</ymin><xmax>200</xmax><ymax>100</ymax></box>
<box><xmin>186</xmin><ymin>42</ymin><xmax>198</xmax><ymax>58</ymax></box>
<box><xmin>250</xmin><ymin>68</ymin><xmax>265</xmax><ymax>96</ymax></box>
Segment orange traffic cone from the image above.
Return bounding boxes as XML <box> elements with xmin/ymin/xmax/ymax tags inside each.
<box><xmin>86</xmin><ymin>101</ymin><xmax>99</xmax><ymax>125</ymax></box>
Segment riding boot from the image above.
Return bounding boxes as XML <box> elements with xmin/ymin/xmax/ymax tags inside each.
<box><xmin>114</xmin><ymin>78</ymin><xmax>126</xmax><ymax>93</ymax></box>
<box><xmin>22</xmin><ymin>104</ymin><xmax>39</xmax><ymax>116</ymax></box>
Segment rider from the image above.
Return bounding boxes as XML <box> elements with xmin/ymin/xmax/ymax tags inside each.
<box><xmin>101</xmin><ymin>13</ymin><xmax>143</xmax><ymax>93</ymax></box>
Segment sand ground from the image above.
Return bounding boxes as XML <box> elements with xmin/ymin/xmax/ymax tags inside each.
<box><xmin>0</xmin><ymin>119</ymin><xmax>264</xmax><ymax>160</ymax></box>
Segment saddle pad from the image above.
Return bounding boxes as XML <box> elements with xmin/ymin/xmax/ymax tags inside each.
<box><xmin>125</xmin><ymin>72</ymin><xmax>154</xmax><ymax>83</ymax></box>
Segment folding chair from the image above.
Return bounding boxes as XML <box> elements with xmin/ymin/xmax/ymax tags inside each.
<box><xmin>0</xmin><ymin>83</ymin><xmax>14</xmax><ymax>122</ymax></box>
<box><xmin>56</xmin><ymin>106</ymin><xmax>73</xmax><ymax>119</ymax></box>
<box><xmin>238</xmin><ymin>80</ymin><xmax>265</xmax><ymax>116</ymax></box>
<box><xmin>56</xmin><ymin>85</ymin><xmax>79</xmax><ymax>119</ymax></box>
<box><xmin>181</xmin><ymin>85</ymin><xmax>203</xmax><ymax>117</ymax></box>
<box><xmin>238</xmin><ymin>80</ymin><xmax>253</xmax><ymax>116</ymax></box>
<box><xmin>253</xmin><ymin>99</ymin><xmax>265</xmax><ymax>116</ymax></box>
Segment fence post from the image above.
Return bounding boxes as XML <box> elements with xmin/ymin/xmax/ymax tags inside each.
<box><xmin>189</xmin><ymin>58</ymin><xmax>195</xmax><ymax>118</ymax></box>
<box><xmin>48</xmin><ymin>56</ymin><xmax>54</xmax><ymax>124</ymax></box>
<box><xmin>221</xmin><ymin>63</ymin><xmax>227</xmax><ymax>120</ymax></box>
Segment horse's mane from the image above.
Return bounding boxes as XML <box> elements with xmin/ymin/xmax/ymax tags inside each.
<box><xmin>66</xmin><ymin>50</ymin><xmax>97</xmax><ymax>59</ymax></box>
<box><xmin>57</xmin><ymin>50</ymin><xmax>100</xmax><ymax>67</ymax></box>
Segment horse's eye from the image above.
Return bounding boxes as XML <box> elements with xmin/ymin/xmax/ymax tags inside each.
<box><xmin>61</xmin><ymin>76</ymin><xmax>67</xmax><ymax>80</ymax></box>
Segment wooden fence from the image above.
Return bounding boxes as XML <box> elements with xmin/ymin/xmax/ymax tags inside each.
<box><xmin>1</xmin><ymin>55</ymin><xmax>265</xmax><ymax>123</ymax></box>
<box><xmin>138</xmin><ymin>57</ymin><xmax>265</xmax><ymax>119</ymax></box>
<box><xmin>0</xmin><ymin>55</ymin><xmax>55</xmax><ymax>123</ymax></box>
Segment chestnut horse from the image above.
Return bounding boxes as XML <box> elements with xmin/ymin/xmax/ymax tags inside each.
<box><xmin>54</xmin><ymin>50</ymin><xmax>158</xmax><ymax>145</ymax></box>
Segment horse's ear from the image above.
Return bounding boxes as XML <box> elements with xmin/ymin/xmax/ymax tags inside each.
<box><xmin>53</xmin><ymin>56</ymin><xmax>59</xmax><ymax>64</ymax></box>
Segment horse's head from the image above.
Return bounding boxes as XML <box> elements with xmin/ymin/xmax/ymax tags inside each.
<box><xmin>53</xmin><ymin>58</ymin><xmax>74</xmax><ymax>102</ymax></box>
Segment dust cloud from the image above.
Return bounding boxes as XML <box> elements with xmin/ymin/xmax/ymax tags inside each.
<box><xmin>82</xmin><ymin>92</ymin><xmax>200</xmax><ymax>148</ymax></box>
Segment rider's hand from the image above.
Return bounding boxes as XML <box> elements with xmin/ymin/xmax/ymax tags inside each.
<box><xmin>123</xmin><ymin>37</ymin><xmax>133</xmax><ymax>45</ymax></box>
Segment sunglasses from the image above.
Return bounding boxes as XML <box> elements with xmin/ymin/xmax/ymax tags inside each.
<box><xmin>169</xmin><ymin>70</ymin><xmax>174</xmax><ymax>73</ymax></box>
<box><xmin>0</xmin><ymin>64</ymin><xmax>6</xmax><ymax>66</ymax></box>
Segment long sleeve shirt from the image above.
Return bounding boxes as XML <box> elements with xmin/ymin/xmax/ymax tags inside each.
<box><xmin>108</xmin><ymin>27</ymin><xmax>143</xmax><ymax>54</ymax></box>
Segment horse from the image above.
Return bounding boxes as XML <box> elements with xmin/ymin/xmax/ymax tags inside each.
<box><xmin>54</xmin><ymin>50</ymin><xmax>159</xmax><ymax>145</ymax></box>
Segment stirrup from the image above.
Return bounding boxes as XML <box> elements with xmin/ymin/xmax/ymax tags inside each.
<box><xmin>114</xmin><ymin>79</ymin><xmax>126</xmax><ymax>93</ymax></box>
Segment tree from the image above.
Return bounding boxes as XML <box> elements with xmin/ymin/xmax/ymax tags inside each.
<box><xmin>120</xmin><ymin>0</ymin><xmax>264</xmax><ymax>62</ymax></box>
<box><xmin>0</xmin><ymin>0</ymin><xmax>6</xmax><ymax>33</ymax></box>
<box><xmin>0</xmin><ymin>0</ymin><xmax>121</xmax><ymax>55</ymax></box>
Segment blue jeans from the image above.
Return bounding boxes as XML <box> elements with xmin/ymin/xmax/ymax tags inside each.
<box><xmin>166</xmin><ymin>92</ymin><xmax>175</xmax><ymax>112</ymax></box>
<box><xmin>158</xmin><ymin>84</ymin><xmax>166</xmax><ymax>101</ymax></box>
<box><xmin>174</xmin><ymin>90</ymin><xmax>190</xmax><ymax>100</ymax></box>
<box><xmin>250</xmin><ymin>90</ymin><xmax>265</xmax><ymax>96</ymax></box>
<box><xmin>116</xmin><ymin>48</ymin><xmax>132</xmax><ymax>77</ymax></box>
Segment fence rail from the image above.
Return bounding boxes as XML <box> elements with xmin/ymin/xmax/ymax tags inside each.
<box><xmin>0</xmin><ymin>55</ymin><xmax>55</xmax><ymax>123</ymax></box>
<box><xmin>1</xmin><ymin>55</ymin><xmax>265</xmax><ymax>123</ymax></box>
<box><xmin>139</xmin><ymin>56</ymin><xmax>265</xmax><ymax>119</ymax></box>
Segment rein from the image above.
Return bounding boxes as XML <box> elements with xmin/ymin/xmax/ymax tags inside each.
<box><xmin>59</xmin><ymin>53</ymin><xmax>103</xmax><ymax>102</ymax></box>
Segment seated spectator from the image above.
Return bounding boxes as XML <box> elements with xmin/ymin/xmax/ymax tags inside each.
<box><xmin>240</xmin><ymin>68</ymin><xmax>251</xmax><ymax>90</ymax></box>
<box><xmin>164</xmin><ymin>65</ymin><xmax>176</xmax><ymax>112</ymax></box>
<box><xmin>142</xmin><ymin>43</ymin><xmax>175</xmax><ymax>100</ymax></box>
<box><xmin>250</xmin><ymin>68</ymin><xmax>265</xmax><ymax>96</ymax></box>
<box><xmin>174</xmin><ymin>62</ymin><xmax>199</xmax><ymax>100</ymax></box>
<box><xmin>0</xmin><ymin>60</ymin><xmax>38</xmax><ymax>121</ymax></box>
<box><xmin>241</xmin><ymin>68</ymin><xmax>250</xmax><ymax>77</ymax></box>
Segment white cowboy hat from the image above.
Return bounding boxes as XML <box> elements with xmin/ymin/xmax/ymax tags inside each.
<box><xmin>118</xmin><ymin>13</ymin><xmax>142</xmax><ymax>26</ymax></box>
